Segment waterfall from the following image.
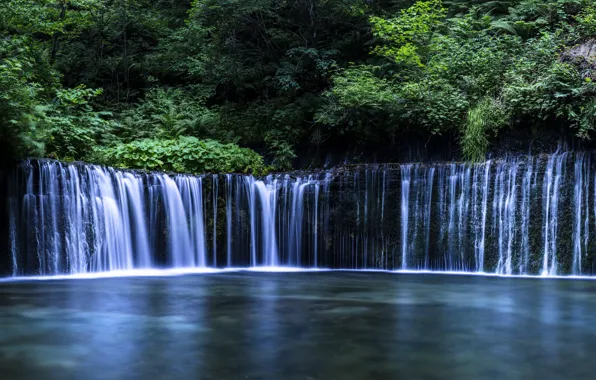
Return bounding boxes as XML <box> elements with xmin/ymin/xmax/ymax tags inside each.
<box><xmin>471</xmin><ymin>161</ymin><xmax>491</xmax><ymax>272</ymax></box>
<box><xmin>313</xmin><ymin>180</ymin><xmax>320</xmax><ymax>267</ymax></box>
<box><xmin>494</xmin><ymin>159</ymin><xmax>518</xmax><ymax>275</ymax></box>
<box><xmin>226</xmin><ymin>174</ymin><xmax>233</xmax><ymax>267</ymax></box>
<box><xmin>541</xmin><ymin>152</ymin><xmax>568</xmax><ymax>276</ymax></box>
<box><xmin>446</xmin><ymin>165</ymin><xmax>458</xmax><ymax>269</ymax></box>
<box><xmin>6</xmin><ymin>152</ymin><xmax>596</xmax><ymax>277</ymax></box>
<box><xmin>519</xmin><ymin>159</ymin><xmax>533</xmax><ymax>274</ymax></box>
<box><xmin>212</xmin><ymin>174</ymin><xmax>218</xmax><ymax>266</ymax></box>
<box><xmin>422</xmin><ymin>167</ymin><xmax>435</xmax><ymax>269</ymax></box>
<box><xmin>254</xmin><ymin>177</ymin><xmax>279</xmax><ymax>267</ymax></box>
<box><xmin>573</xmin><ymin>153</ymin><xmax>590</xmax><ymax>275</ymax></box>
<box><xmin>163</xmin><ymin>176</ymin><xmax>195</xmax><ymax>267</ymax></box>
<box><xmin>247</xmin><ymin>177</ymin><xmax>258</xmax><ymax>266</ymax></box>
<box><xmin>400</xmin><ymin>165</ymin><xmax>412</xmax><ymax>269</ymax></box>
<box><xmin>122</xmin><ymin>173</ymin><xmax>152</xmax><ymax>268</ymax></box>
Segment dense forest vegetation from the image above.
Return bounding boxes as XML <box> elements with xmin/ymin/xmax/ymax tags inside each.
<box><xmin>1</xmin><ymin>0</ymin><xmax>595</xmax><ymax>173</ymax></box>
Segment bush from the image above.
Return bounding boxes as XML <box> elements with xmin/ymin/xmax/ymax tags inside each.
<box><xmin>103</xmin><ymin>136</ymin><xmax>268</xmax><ymax>175</ymax></box>
<box><xmin>462</xmin><ymin>97</ymin><xmax>509</xmax><ymax>162</ymax></box>
<box><xmin>41</xmin><ymin>86</ymin><xmax>115</xmax><ymax>161</ymax></box>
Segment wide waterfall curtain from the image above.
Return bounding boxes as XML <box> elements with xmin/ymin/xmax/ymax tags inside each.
<box><xmin>6</xmin><ymin>153</ymin><xmax>596</xmax><ymax>276</ymax></box>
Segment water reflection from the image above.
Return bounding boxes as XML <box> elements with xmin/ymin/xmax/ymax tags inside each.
<box><xmin>249</xmin><ymin>278</ymin><xmax>280</xmax><ymax>377</ymax></box>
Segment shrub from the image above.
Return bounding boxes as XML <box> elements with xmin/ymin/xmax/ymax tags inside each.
<box><xmin>103</xmin><ymin>136</ymin><xmax>268</xmax><ymax>175</ymax></box>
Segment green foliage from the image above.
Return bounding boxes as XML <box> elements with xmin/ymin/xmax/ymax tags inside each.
<box><xmin>400</xmin><ymin>80</ymin><xmax>469</xmax><ymax>135</ymax></box>
<box><xmin>0</xmin><ymin>52</ymin><xmax>45</xmax><ymax>157</ymax></box>
<box><xmin>0</xmin><ymin>0</ymin><xmax>100</xmax><ymax>36</ymax></box>
<box><xmin>115</xmin><ymin>87</ymin><xmax>222</xmax><ymax>142</ymax></box>
<box><xmin>105</xmin><ymin>137</ymin><xmax>268</xmax><ymax>175</ymax></box>
<box><xmin>3</xmin><ymin>0</ymin><xmax>596</xmax><ymax>168</ymax></box>
<box><xmin>577</xmin><ymin>4</ymin><xmax>596</xmax><ymax>35</ymax></box>
<box><xmin>462</xmin><ymin>97</ymin><xmax>509</xmax><ymax>161</ymax></box>
<box><xmin>41</xmin><ymin>86</ymin><xmax>115</xmax><ymax>161</ymax></box>
<box><xmin>503</xmin><ymin>61</ymin><xmax>581</xmax><ymax>120</ymax></box>
<box><xmin>0</xmin><ymin>33</ymin><xmax>58</xmax><ymax>157</ymax></box>
<box><xmin>320</xmin><ymin>0</ymin><xmax>596</xmax><ymax>159</ymax></box>
<box><xmin>371</xmin><ymin>0</ymin><xmax>446</xmax><ymax>67</ymax></box>
<box><xmin>576</xmin><ymin>99</ymin><xmax>596</xmax><ymax>138</ymax></box>
<box><xmin>0</xmin><ymin>0</ymin><xmax>108</xmax><ymax>159</ymax></box>
<box><xmin>330</xmin><ymin>68</ymin><xmax>397</xmax><ymax>109</ymax></box>
<box><xmin>499</xmin><ymin>30</ymin><xmax>595</xmax><ymax>138</ymax></box>
<box><xmin>264</xmin><ymin>130</ymin><xmax>297</xmax><ymax>170</ymax></box>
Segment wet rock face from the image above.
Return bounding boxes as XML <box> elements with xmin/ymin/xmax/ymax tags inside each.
<box><xmin>0</xmin><ymin>159</ymin><xmax>16</xmax><ymax>275</ymax></box>
<box><xmin>562</xmin><ymin>39</ymin><xmax>596</xmax><ymax>79</ymax></box>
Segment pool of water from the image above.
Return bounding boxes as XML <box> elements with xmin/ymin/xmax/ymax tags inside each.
<box><xmin>0</xmin><ymin>271</ymin><xmax>594</xmax><ymax>379</ymax></box>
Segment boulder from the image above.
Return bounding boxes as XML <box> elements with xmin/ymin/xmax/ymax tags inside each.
<box><xmin>562</xmin><ymin>39</ymin><xmax>596</xmax><ymax>79</ymax></box>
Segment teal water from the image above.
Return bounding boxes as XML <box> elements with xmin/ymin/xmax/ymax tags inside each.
<box><xmin>0</xmin><ymin>272</ymin><xmax>594</xmax><ymax>379</ymax></box>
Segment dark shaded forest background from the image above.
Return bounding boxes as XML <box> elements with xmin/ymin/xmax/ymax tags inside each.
<box><xmin>1</xmin><ymin>0</ymin><xmax>596</xmax><ymax>173</ymax></box>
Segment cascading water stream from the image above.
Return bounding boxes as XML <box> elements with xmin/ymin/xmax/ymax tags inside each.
<box><xmin>519</xmin><ymin>159</ymin><xmax>533</xmax><ymax>274</ymax></box>
<box><xmin>6</xmin><ymin>151</ymin><xmax>596</xmax><ymax>277</ymax></box>
<box><xmin>541</xmin><ymin>152</ymin><xmax>568</xmax><ymax>276</ymax></box>
<box><xmin>400</xmin><ymin>165</ymin><xmax>411</xmax><ymax>269</ymax></box>
<box><xmin>573</xmin><ymin>153</ymin><xmax>590</xmax><ymax>275</ymax></box>
<box><xmin>225</xmin><ymin>174</ymin><xmax>233</xmax><ymax>267</ymax></box>
<box><xmin>212</xmin><ymin>174</ymin><xmax>218</xmax><ymax>266</ymax></box>
<box><xmin>122</xmin><ymin>173</ymin><xmax>152</xmax><ymax>268</ymax></box>
<box><xmin>162</xmin><ymin>176</ymin><xmax>195</xmax><ymax>268</ymax></box>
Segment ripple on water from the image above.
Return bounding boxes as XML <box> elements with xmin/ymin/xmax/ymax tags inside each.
<box><xmin>319</xmin><ymin>306</ymin><xmax>371</xmax><ymax>314</ymax></box>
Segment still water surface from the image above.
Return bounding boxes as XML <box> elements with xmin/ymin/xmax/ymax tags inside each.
<box><xmin>0</xmin><ymin>271</ymin><xmax>594</xmax><ymax>379</ymax></box>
